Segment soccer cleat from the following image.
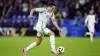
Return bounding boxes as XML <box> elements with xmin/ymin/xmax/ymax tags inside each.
<box><xmin>51</xmin><ymin>49</ymin><xmax>60</xmax><ymax>56</ymax></box>
<box><xmin>22</xmin><ymin>48</ymin><xmax>26</xmax><ymax>56</ymax></box>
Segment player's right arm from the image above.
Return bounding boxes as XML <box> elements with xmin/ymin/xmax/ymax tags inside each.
<box><xmin>84</xmin><ymin>15</ymin><xmax>89</xmax><ymax>27</ymax></box>
<box><xmin>29</xmin><ymin>8</ymin><xmax>36</xmax><ymax>18</ymax></box>
<box><xmin>29</xmin><ymin>8</ymin><xmax>46</xmax><ymax>18</ymax></box>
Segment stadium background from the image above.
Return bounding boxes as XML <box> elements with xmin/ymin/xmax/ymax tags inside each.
<box><xmin>0</xmin><ymin>0</ymin><xmax>100</xmax><ymax>56</ymax></box>
<box><xmin>0</xmin><ymin>0</ymin><xmax>100</xmax><ymax>37</ymax></box>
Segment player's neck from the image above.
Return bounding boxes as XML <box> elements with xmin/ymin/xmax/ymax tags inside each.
<box><xmin>90</xmin><ymin>14</ymin><xmax>93</xmax><ymax>15</ymax></box>
<box><xmin>47</xmin><ymin>8</ymin><xmax>52</xmax><ymax>12</ymax></box>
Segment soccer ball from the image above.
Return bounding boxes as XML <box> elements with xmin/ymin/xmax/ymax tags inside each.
<box><xmin>57</xmin><ymin>46</ymin><xmax>65</xmax><ymax>54</ymax></box>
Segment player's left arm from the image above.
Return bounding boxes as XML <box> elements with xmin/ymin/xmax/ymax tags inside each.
<box><xmin>95</xmin><ymin>14</ymin><xmax>98</xmax><ymax>23</ymax></box>
<box><xmin>51</xmin><ymin>12</ymin><xmax>62</xmax><ymax>32</ymax></box>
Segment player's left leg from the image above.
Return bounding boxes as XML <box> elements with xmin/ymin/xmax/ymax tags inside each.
<box><xmin>85</xmin><ymin>32</ymin><xmax>91</xmax><ymax>36</ymax></box>
<box><xmin>22</xmin><ymin>32</ymin><xmax>42</xmax><ymax>56</ymax></box>
<box><xmin>23</xmin><ymin>37</ymin><xmax>42</xmax><ymax>56</ymax></box>
<box><xmin>44</xmin><ymin>28</ymin><xmax>59</xmax><ymax>56</ymax></box>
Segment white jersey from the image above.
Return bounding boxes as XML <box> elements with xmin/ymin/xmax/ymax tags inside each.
<box><xmin>85</xmin><ymin>15</ymin><xmax>96</xmax><ymax>26</ymax></box>
<box><xmin>34</xmin><ymin>8</ymin><xmax>53</xmax><ymax>32</ymax></box>
<box><xmin>85</xmin><ymin>14</ymin><xmax>96</xmax><ymax>32</ymax></box>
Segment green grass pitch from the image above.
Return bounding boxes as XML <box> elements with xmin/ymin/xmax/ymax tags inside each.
<box><xmin>0</xmin><ymin>36</ymin><xmax>100</xmax><ymax>56</ymax></box>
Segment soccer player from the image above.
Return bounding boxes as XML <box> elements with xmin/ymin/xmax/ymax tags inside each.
<box><xmin>23</xmin><ymin>3</ymin><xmax>62</xmax><ymax>56</ymax></box>
<box><xmin>85</xmin><ymin>9</ymin><xmax>97</xmax><ymax>42</ymax></box>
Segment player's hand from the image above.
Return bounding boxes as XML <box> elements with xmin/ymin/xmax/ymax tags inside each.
<box><xmin>28</xmin><ymin>15</ymin><xmax>33</xmax><ymax>19</ymax></box>
<box><xmin>58</xmin><ymin>28</ymin><xmax>62</xmax><ymax>32</ymax></box>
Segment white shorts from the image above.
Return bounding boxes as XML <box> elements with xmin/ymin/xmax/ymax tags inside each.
<box><xmin>88</xmin><ymin>25</ymin><xmax>94</xmax><ymax>33</ymax></box>
<box><xmin>34</xmin><ymin>27</ymin><xmax>51</xmax><ymax>37</ymax></box>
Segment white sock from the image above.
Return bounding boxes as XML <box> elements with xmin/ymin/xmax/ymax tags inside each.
<box><xmin>50</xmin><ymin>35</ymin><xmax>55</xmax><ymax>50</ymax></box>
<box><xmin>25</xmin><ymin>42</ymin><xmax>37</xmax><ymax>52</ymax></box>
<box><xmin>90</xmin><ymin>33</ymin><xmax>93</xmax><ymax>42</ymax></box>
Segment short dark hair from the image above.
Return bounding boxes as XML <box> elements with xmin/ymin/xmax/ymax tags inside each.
<box><xmin>48</xmin><ymin>2</ymin><xmax>55</xmax><ymax>7</ymax></box>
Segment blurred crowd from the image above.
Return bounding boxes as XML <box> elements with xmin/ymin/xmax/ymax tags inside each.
<box><xmin>0</xmin><ymin>0</ymin><xmax>100</xmax><ymax>19</ymax></box>
<box><xmin>0</xmin><ymin>0</ymin><xmax>100</xmax><ymax>36</ymax></box>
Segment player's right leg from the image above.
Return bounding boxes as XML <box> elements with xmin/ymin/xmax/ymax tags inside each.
<box><xmin>90</xmin><ymin>32</ymin><xmax>94</xmax><ymax>42</ymax></box>
<box><xmin>88</xmin><ymin>26</ymin><xmax>94</xmax><ymax>42</ymax></box>
<box><xmin>22</xmin><ymin>32</ymin><xmax>42</xmax><ymax>56</ymax></box>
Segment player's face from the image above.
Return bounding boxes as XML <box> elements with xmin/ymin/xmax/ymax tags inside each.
<box><xmin>48</xmin><ymin>6</ymin><xmax>55</xmax><ymax>12</ymax></box>
<box><xmin>89</xmin><ymin>10</ymin><xmax>94</xmax><ymax>14</ymax></box>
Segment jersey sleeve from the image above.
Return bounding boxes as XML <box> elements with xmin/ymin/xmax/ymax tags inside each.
<box><xmin>35</xmin><ymin>8</ymin><xmax>46</xmax><ymax>12</ymax></box>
